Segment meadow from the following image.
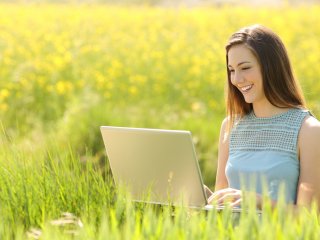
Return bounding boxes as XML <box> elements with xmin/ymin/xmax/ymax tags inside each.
<box><xmin>0</xmin><ymin>3</ymin><xmax>320</xmax><ymax>239</ymax></box>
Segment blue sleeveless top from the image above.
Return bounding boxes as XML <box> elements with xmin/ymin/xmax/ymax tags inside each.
<box><xmin>225</xmin><ymin>108</ymin><xmax>311</xmax><ymax>203</ymax></box>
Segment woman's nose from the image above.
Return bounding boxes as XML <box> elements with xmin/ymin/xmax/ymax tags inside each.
<box><xmin>233</xmin><ymin>71</ymin><xmax>244</xmax><ymax>84</ymax></box>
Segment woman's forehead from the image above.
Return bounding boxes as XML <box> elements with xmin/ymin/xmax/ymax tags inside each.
<box><xmin>228</xmin><ymin>45</ymin><xmax>258</xmax><ymax>67</ymax></box>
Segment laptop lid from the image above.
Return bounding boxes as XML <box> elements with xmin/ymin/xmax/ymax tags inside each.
<box><xmin>100</xmin><ymin>126</ymin><xmax>208</xmax><ymax>208</ymax></box>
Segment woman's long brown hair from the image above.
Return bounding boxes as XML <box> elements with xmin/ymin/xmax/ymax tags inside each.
<box><xmin>225</xmin><ymin>24</ymin><xmax>306</xmax><ymax>131</ymax></box>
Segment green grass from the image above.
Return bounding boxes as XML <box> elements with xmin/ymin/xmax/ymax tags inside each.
<box><xmin>0</xmin><ymin>4</ymin><xmax>320</xmax><ymax>239</ymax></box>
<box><xmin>1</xmin><ymin>127</ymin><xmax>320</xmax><ymax>239</ymax></box>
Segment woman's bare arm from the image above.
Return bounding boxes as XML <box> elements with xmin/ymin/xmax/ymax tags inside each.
<box><xmin>296</xmin><ymin>116</ymin><xmax>320</xmax><ymax>207</ymax></box>
<box><xmin>214</xmin><ymin>117</ymin><xmax>230</xmax><ymax>191</ymax></box>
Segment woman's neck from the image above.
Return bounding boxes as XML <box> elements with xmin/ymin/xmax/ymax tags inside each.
<box><xmin>252</xmin><ymin>101</ymin><xmax>289</xmax><ymax>118</ymax></box>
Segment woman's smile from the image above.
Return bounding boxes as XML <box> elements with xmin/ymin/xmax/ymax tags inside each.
<box><xmin>239</xmin><ymin>84</ymin><xmax>253</xmax><ymax>93</ymax></box>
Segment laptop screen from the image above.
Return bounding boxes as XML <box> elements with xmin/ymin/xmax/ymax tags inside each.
<box><xmin>100</xmin><ymin>126</ymin><xmax>208</xmax><ymax>207</ymax></box>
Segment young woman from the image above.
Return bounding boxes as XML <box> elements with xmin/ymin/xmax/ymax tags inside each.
<box><xmin>208</xmin><ymin>24</ymin><xmax>320</xmax><ymax>209</ymax></box>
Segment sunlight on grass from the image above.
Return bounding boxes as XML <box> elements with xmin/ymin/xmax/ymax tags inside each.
<box><xmin>0</xmin><ymin>3</ymin><xmax>319</xmax><ymax>239</ymax></box>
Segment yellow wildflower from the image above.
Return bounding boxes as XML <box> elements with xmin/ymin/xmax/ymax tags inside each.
<box><xmin>0</xmin><ymin>89</ymin><xmax>10</xmax><ymax>100</ymax></box>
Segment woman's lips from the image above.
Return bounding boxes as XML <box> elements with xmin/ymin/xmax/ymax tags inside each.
<box><xmin>239</xmin><ymin>84</ymin><xmax>253</xmax><ymax>93</ymax></box>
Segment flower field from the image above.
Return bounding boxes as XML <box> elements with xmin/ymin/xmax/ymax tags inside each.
<box><xmin>0</xmin><ymin>3</ymin><xmax>320</xmax><ymax>239</ymax></box>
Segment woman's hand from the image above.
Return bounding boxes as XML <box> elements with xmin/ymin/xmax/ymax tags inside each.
<box><xmin>208</xmin><ymin>188</ymin><xmax>242</xmax><ymax>207</ymax></box>
<box><xmin>208</xmin><ymin>188</ymin><xmax>265</xmax><ymax>209</ymax></box>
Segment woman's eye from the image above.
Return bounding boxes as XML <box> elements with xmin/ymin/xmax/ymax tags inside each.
<box><xmin>229</xmin><ymin>69</ymin><xmax>235</xmax><ymax>73</ymax></box>
<box><xmin>242</xmin><ymin>67</ymin><xmax>251</xmax><ymax>70</ymax></box>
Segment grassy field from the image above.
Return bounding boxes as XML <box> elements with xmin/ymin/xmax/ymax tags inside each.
<box><xmin>0</xmin><ymin>3</ymin><xmax>320</xmax><ymax>239</ymax></box>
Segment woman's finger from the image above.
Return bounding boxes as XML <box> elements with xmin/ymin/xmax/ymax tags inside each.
<box><xmin>217</xmin><ymin>192</ymin><xmax>240</xmax><ymax>204</ymax></box>
<box><xmin>208</xmin><ymin>188</ymin><xmax>240</xmax><ymax>204</ymax></box>
<box><xmin>230</xmin><ymin>198</ymin><xmax>242</xmax><ymax>207</ymax></box>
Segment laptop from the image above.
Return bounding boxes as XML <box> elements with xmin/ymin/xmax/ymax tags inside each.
<box><xmin>100</xmin><ymin>126</ymin><xmax>240</xmax><ymax>212</ymax></box>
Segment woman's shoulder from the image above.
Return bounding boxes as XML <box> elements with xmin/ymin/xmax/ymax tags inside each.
<box><xmin>299</xmin><ymin>114</ymin><xmax>320</xmax><ymax>154</ymax></box>
<box><xmin>221</xmin><ymin>116</ymin><xmax>230</xmax><ymax>127</ymax></box>
<box><xmin>220</xmin><ymin>117</ymin><xmax>232</xmax><ymax>142</ymax></box>
<box><xmin>300</xmin><ymin>114</ymin><xmax>320</xmax><ymax>137</ymax></box>
<box><xmin>220</xmin><ymin>115</ymin><xmax>241</xmax><ymax>131</ymax></box>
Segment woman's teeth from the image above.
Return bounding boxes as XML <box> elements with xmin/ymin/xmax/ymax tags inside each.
<box><xmin>240</xmin><ymin>85</ymin><xmax>253</xmax><ymax>92</ymax></box>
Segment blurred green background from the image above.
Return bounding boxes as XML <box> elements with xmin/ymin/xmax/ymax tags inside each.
<box><xmin>1</xmin><ymin>2</ymin><xmax>320</xmax><ymax>238</ymax></box>
<box><xmin>0</xmin><ymin>1</ymin><xmax>319</xmax><ymax>187</ymax></box>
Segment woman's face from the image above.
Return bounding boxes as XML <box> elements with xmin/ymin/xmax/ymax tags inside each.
<box><xmin>227</xmin><ymin>44</ymin><xmax>266</xmax><ymax>105</ymax></box>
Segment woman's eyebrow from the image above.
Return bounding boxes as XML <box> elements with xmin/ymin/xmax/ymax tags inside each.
<box><xmin>228</xmin><ymin>61</ymin><xmax>251</xmax><ymax>68</ymax></box>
